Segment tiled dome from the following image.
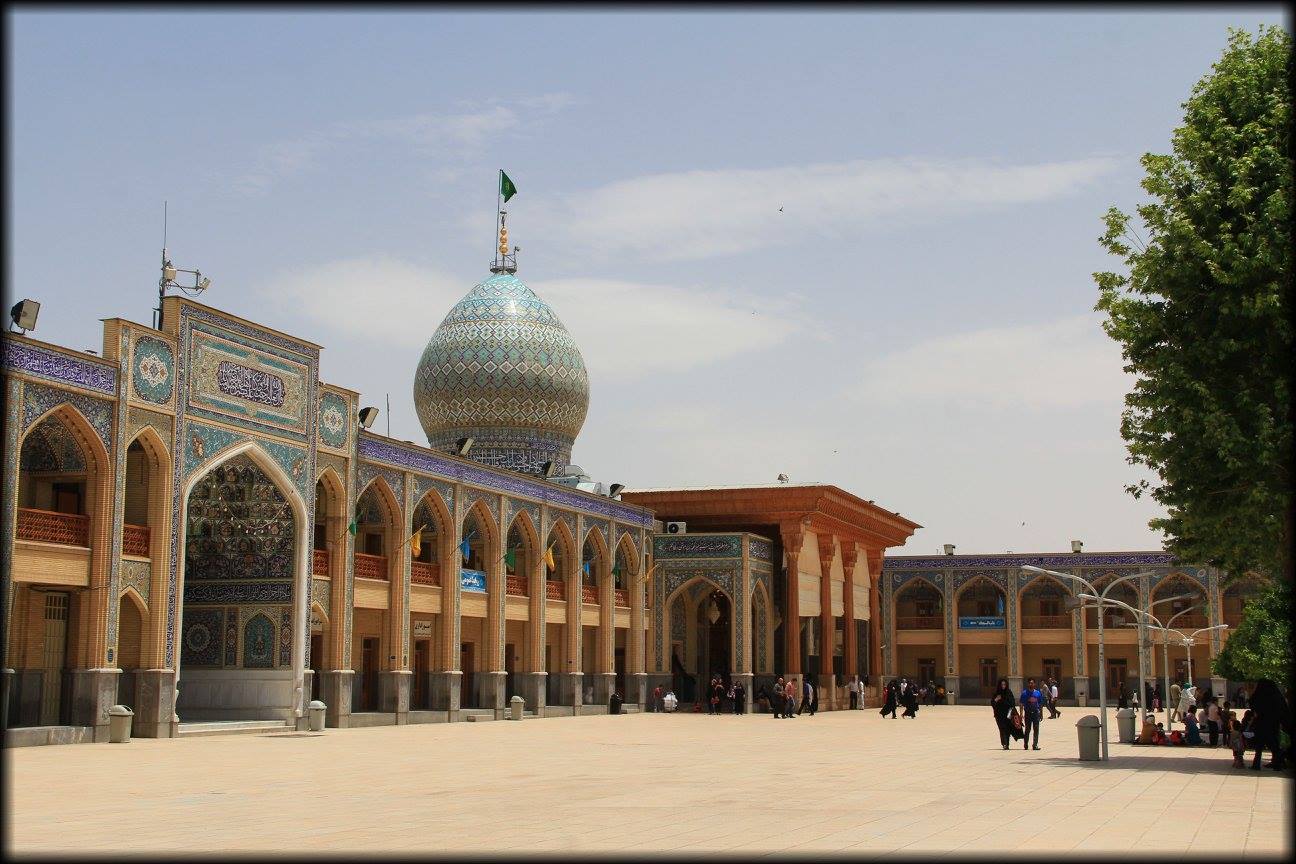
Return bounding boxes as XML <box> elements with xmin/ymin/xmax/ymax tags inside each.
<box><xmin>414</xmin><ymin>272</ymin><xmax>590</xmax><ymax>475</ymax></box>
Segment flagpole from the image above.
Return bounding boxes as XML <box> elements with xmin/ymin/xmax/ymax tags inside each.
<box><xmin>494</xmin><ymin>169</ymin><xmax>503</xmax><ymax>271</ymax></box>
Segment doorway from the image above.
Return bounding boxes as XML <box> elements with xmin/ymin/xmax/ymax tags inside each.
<box><xmin>413</xmin><ymin>640</ymin><xmax>430</xmax><ymax>709</ymax></box>
<box><xmin>614</xmin><ymin>647</ymin><xmax>626</xmax><ymax>699</ymax></box>
<box><xmin>918</xmin><ymin>658</ymin><xmax>936</xmax><ymax>686</ymax></box>
<box><xmin>40</xmin><ymin>592</ymin><xmax>70</xmax><ymax>726</ymax></box>
<box><xmin>1108</xmin><ymin>659</ymin><xmax>1128</xmax><ymax>694</ymax></box>
<box><xmin>310</xmin><ymin>634</ymin><xmax>324</xmax><ymax>702</ymax></box>
<box><xmin>504</xmin><ymin>642</ymin><xmax>516</xmax><ymax>700</ymax></box>
<box><xmin>360</xmin><ymin>637</ymin><xmax>379</xmax><ymax>711</ymax></box>
<box><xmin>461</xmin><ymin>643</ymin><xmax>476</xmax><ymax>708</ymax></box>
<box><xmin>979</xmin><ymin>658</ymin><xmax>998</xmax><ymax>698</ymax></box>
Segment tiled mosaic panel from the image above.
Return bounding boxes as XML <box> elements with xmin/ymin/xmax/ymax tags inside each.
<box><xmin>242</xmin><ymin>613</ymin><xmax>275</xmax><ymax>668</ymax></box>
<box><xmin>318</xmin><ymin>391</ymin><xmax>349</xmax><ymax>449</ymax></box>
<box><xmin>181</xmin><ymin>607</ymin><xmax>224</xmax><ymax>667</ymax></box>
<box><xmin>131</xmin><ymin>335</ymin><xmax>175</xmax><ymax>404</ymax></box>
<box><xmin>19</xmin><ymin>415</ymin><xmax>86</xmax><ymax>472</ymax></box>
<box><xmin>21</xmin><ymin>382</ymin><xmax>113</xmax><ymax>452</ymax></box>
<box><xmin>2</xmin><ymin>338</ymin><xmax>116</xmax><ymax>394</ymax></box>
<box><xmin>186</xmin><ymin>324</ymin><xmax>309</xmax><ymax>437</ymax></box>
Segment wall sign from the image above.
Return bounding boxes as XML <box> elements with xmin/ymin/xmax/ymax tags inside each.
<box><xmin>461</xmin><ymin>569</ymin><xmax>487</xmax><ymax>592</ymax></box>
<box><xmin>959</xmin><ymin>616</ymin><xmax>1005</xmax><ymax>629</ymax></box>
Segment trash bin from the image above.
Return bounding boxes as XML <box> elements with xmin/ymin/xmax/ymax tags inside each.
<box><xmin>308</xmin><ymin>700</ymin><xmax>326</xmax><ymax>732</ymax></box>
<box><xmin>510</xmin><ymin>694</ymin><xmax>524</xmax><ymax>721</ymax></box>
<box><xmin>1115</xmin><ymin>707</ymin><xmax>1136</xmax><ymax>743</ymax></box>
<box><xmin>108</xmin><ymin>705</ymin><xmax>133</xmax><ymax>743</ymax></box>
<box><xmin>1076</xmin><ymin>714</ymin><xmax>1102</xmax><ymax>760</ymax></box>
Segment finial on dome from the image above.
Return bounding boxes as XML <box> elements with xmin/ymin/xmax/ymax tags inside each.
<box><xmin>491</xmin><ymin>170</ymin><xmax>519</xmax><ymax>274</ymax></box>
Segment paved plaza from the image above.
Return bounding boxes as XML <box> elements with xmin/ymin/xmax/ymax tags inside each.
<box><xmin>7</xmin><ymin>706</ymin><xmax>1290</xmax><ymax>858</ymax></box>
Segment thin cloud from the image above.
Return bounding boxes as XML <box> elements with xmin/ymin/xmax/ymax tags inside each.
<box><xmin>262</xmin><ymin>258</ymin><xmax>802</xmax><ymax>383</ymax></box>
<box><xmin>530</xmin><ymin>156</ymin><xmax>1120</xmax><ymax>262</ymax></box>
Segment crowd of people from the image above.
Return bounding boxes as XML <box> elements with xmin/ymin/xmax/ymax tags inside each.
<box><xmin>1133</xmin><ymin>679</ymin><xmax>1291</xmax><ymax>769</ymax></box>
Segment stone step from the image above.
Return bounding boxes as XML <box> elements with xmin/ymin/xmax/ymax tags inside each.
<box><xmin>177</xmin><ymin>720</ymin><xmax>293</xmax><ymax>738</ymax></box>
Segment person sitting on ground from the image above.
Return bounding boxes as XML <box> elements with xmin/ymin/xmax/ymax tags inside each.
<box><xmin>1153</xmin><ymin>722</ymin><xmax>1168</xmax><ymax>745</ymax></box>
<box><xmin>1184</xmin><ymin>708</ymin><xmax>1203</xmax><ymax>745</ymax></box>
<box><xmin>1136</xmin><ymin>714</ymin><xmax>1158</xmax><ymax>745</ymax></box>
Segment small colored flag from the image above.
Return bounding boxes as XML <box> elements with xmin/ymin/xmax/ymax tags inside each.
<box><xmin>460</xmin><ymin>539</ymin><xmax>472</xmax><ymax>562</ymax></box>
<box><xmin>347</xmin><ymin>519</ymin><xmax>358</xmax><ymax>537</ymax></box>
<box><xmin>612</xmin><ymin>565</ymin><xmax>621</xmax><ymax>578</ymax></box>
<box><xmin>410</xmin><ymin>528</ymin><xmax>423</xmax><ymax>560</ymax></box>
<box><xmin>500</xmin><ymin>170</ymin><xmax>518</xmax><ymax>203</ymax></box>
<box><xmin>582</xmin><ymin>560</ymin><xmax>591</xmax><ymax>577</ymax></box>
<box><xmin>504</xmin><ymin>548</ymin><xmax>517</xmax><ymax>571</ymax></box>
<box><xmin>544</xmin><ymin>546</ymin><xmax>556</xmax><ymax>571</ymax></box>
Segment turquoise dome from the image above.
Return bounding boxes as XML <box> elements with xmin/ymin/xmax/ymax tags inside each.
<box><xmin>414</xmin><ymin>273</ymin><xmax>590</xmax><ymax>474</ymax></box>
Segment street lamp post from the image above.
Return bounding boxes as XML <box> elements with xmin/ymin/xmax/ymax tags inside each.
<box><xmin>1022</xmin><ymin>565</ymin><xmax>1157</xmax><ymax>761</ymax></box>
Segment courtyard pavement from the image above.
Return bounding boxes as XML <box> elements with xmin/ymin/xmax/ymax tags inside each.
<box><xmin>6</xmin><ymin>705</ymin><xmax>1290</xmax><ymax>858</ymax></box>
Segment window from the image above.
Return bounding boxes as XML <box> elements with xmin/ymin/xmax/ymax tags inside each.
<box><xmin>1042</xmin><ymin>658</ymin><xmax>1062</xmax><ymax>681</ymax></box>
<box><xmin>917</xmin><ymin>658</ymin><xmax>936</xmax><ymax>683</ymax></box>
<box><xmin>916</xmin><ymin>600</ymin><xmax>936</xmax><ymax>617</ymax></box>
<box><xmin>1039</xmin><ymin>599</ymin><xmax>1061</xmax><ymax>617</ymax></box>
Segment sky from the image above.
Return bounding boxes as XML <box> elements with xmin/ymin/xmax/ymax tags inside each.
<box><xmin>7</xmin><ymin>8</ymin><xmax>1288</xmax><ymax>555</ymax></box>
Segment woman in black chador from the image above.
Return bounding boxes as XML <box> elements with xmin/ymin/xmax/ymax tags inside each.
<box><xmin>991</xmin><ymin>677</ymin><xmax>1017</xmax><ymax>749</ymax></box>
<box><xmin>901</xmin><ymin>682</ymin><xmax>920</xmax><ymax>718</ymax></box>
<box><xmin>880</xmin><ymin>680</ymin><xmax>898</xmax><ymax>719</ymax></box>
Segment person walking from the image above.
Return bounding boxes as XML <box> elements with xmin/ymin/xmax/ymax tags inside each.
<box><xmin>848</xmin><ymin>677</ymin><xmax>859</xmax><ymax>711</ymax></box>
<box><xmin>710</xmin><ymin>677</ymin><xmax>725</xmax><ymax>715</ymax></box>
<box><xmin>784</xmin><ymin>678</ymin><xmax>798</xmax><ymax>719</ymax></box>
<box><xmin>880</xmin><ymin>680</ymin><xmax>898</xmax><ymax>719</ymax></box>
<box><xmin>1247</xmin><ymin>678</ymin><xmax>1289</xmax><ymax>770</ymax></box>
<box><xmin>1177</xmin><ymin>683</ymin><xmax>1197</xmax><ymax>725</ymax></box>
<box><xmin>798</xmin><ymin>678</ymin><xmax>814</xmax><ymax>716</ymax></box>
<box><xmin>732</xmin><ymin>679</ymin><xmax>745</xmax><ymax>715</ymax></box>
<box><xmin>1019</xmin><ymin>677</ymin><xmax>1044</xmax><ymax>750</ymax></box>
<box><xmin>1046</xmin><ymin>678</ymin><xmax>1061</xmax><ymax>719</ymax></box>
<box><xmin>1169</xmin><ymin>682</ymin><xmax>1182</xmax><ymax>723</ymax></box>
<box><xmin>772</xmin><ymin>677</ymin><xmax>785</xmax><ymax>719</ymax></box>
<box><xmin>901</xmin><ymin>683</ymin><xmax>919</xmax><ymax>718</ymax></box>
<box><xmin>991</xmin><ymin>678</ymin><xmax>1016</xmax><ymax>749</ymax></box>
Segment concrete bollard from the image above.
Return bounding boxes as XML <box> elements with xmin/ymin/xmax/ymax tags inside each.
<box><xmin>1076</xmin><ymin>714</ymin><xmax>1102</xmax><ymax>760</ymax></box>
<box><xmin>510</xmin><ymin>694</ymin><xmax>524</xmax><ymax>721</ymax></box>
<box><xmin>308</xmin><ymin>700</ymin><xmax>326</xmax><ymax>732</ymax></box>
<box><xmin>108</xmin><ymin>705</ymin><xmax>134</xmax><ymax>743</ymax></box>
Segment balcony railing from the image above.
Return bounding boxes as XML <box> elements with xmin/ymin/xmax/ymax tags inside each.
<box><xmin>1022</xmin><ymin>614</ymin><xmax>1070</xmax><ymax>629</ymax></box>
<box><xmin>613</xmin><ymin>588</ymin><xmax>629</xmax><ymax>607</ymax></box>
<box><xmin>582</xmin><ymin>585</ymin><xmax>599</xmax><ymax>604</ymax></box>
<box><xmin>353</xmin><ymin>553</ymin><xmax>387</xmax><ymax>581</ymax></box>
<box><xmin>506</xmin><ymin>574</ymin><xmax>528</xmax><ymax>596</ymax></box>
<box><xmin>896</xmin><ymin>615</ymin><xmax>943</xmax><ymax>630</ymax></box>
<box><xmin>123</xmin><ymin>523</ymin><xmax>150</xmax><ymax>557</ymax></box>
<box><xmin>546</xmin><ymin>580</ymin><xmax>565</xmax><ymax>601</ymax></box>
<box><xmin>312</xmin><ymin>548</ymin><xmax>330</xmax><ymax>576</ymax></box>
<box><xmin>1168</xmin><ymin>613</ymin><xmax>1209</xmax><ymax>630</ymax></box>
<box><xmin>16</xmin><ymin>508</ymin><xmax>89</xmax><ymax>547</ymax></box>
<box><xmin>411</xmin><ymin>561</ymin><xmax>440</xmax><ymax>586</ymax></box>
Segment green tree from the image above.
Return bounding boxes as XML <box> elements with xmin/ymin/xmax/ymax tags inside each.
<box><xmin>1212</xmin><ymin>580</ymin><xmax>1292</xmax><ymax>683</ymax></box>
<box><xmin>1094</xmin><ymin>25</ymin><xmax>1293</xmax><ymax>584</ymax></box>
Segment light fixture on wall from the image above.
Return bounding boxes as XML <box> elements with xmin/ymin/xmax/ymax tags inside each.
<box><xmin>455</xmin><ymin>437</ymin><xmax>474</xmax><ymax>456</ymax></box>
<box><xmin>542</xmin><ymin>461</ymin><xmax>558</xmax><ymax>478</ymax></box>
<box><xmin>943</xmin><ymin>544</ymin><xmax>955</xmax><ymax>556</ymax></box>
<box><xmin>1071</xmin><ymin>540</ymin><xmax>1084</xmax><ymax>553</ymax></box>
<box><xmin>358</xmin><ymin>407</ymin><xmax>379</xmax><ymax>429</ymax></box>
<box><xmin>707</xmin><ymin>598</ymin><xmax>721</xmax><ymax>625</ymax></box>
<box><xmin>608</xmin><ymin>483</ymin><xmax>624</xmax><ymax>498</ymax></box>
<box><xmin>9</xmin><ymin>299</ymin><xmax>40</xmax><ymax>333</ymax></box>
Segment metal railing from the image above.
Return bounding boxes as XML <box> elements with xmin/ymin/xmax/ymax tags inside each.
<box><xmin>312</xmin><ymin>548</ymin><xmax>330</xmax><ymax>576</ymax></box>
<box><xmin>896</xmin><ymin>615</ymin><xmax>943</xmax><ymax>630</ymax></box>
<box><xmin>546</xmin><ymin>580</ymin><xmax>565</xmax><ymax>601</ymax></box>
<box><xmin>411</xmin><ymin>561</ymin><xmax>440</xmax><ymax>586</ymax></box>
<box><xmin>16</xmin><ymin>508</ymin><xmax>89</xmax><ymax>547</ymax></box>
<box><xmin>581</xmin><ymin>585</ymin><xmax>599</xmax><ymax>604</ymax></box>
<box><xmin>123</xmin><ymin>523</ymin><xmax>150</xmax><ymax>557</ymax></box>
<box><xmin>613</xmin><ymin>588</ymin><xmax>629</xmax><ymax>607</ymax></box>
<box><xmin>506</xmin><ymin>574</ymin><xmax>528</xmax><ymax>596</ymax></box>
<box><xmin>353</xmin><ymin>553</ymin><xmax>388</xmax><ymax>581</ymax></box>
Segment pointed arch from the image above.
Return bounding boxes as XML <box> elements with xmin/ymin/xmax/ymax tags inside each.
<box><xmin>751</xmin><ymin>577</ymin><xmax>773</xmax><ymax>674</ymax></box>
<box><xmin>895</xmin><ymin>576</ymin><xmax>944</xmax><ymax>602</ymax></box>
<box><xmin>460</xmin><ymin>498</ymin><xmax>500</xmax><ymax>584</ymax></box>
<box><xmin>581</xmin><ymin>524</ymin><xmax>610</xmax><ymax>587</ymax></box>
<box><xmin>544</xmin><ymin>518</ymin><xmax>576</xmax><ymax>588</ymax></box>
<box><xmin>664</xmin><ymin>574</ymin><xmax>734</xmax><ymax>610</ymax></box>
<box><xmin>505</xmin><ymin>508</ymin><xmax>540</xmax><ymax>595</ymax></box>
<box><xmin>613</xmin><ymin>531</ymin><xmax>639</xmax><ymax>590</ymax></box>
<box><xmin>22</xmin><ymin>401</ymin><xmax>110</xmax><ymax>470</ymax></box>
<box><xmin>954</xmin><ymin>575</ymin><xmax>1006</xmax><ymax>605</ymax></box>
<box><xmin>311</xmin><ymin>600</ymin><xmax>331</xmax><ymax>625</ymax></box>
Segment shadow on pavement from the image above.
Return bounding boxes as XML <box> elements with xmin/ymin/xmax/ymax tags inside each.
<box><xmin>1024</xmin><ymin>753</ymin><xmax>1290</xmax><ymax>774</ymax></box>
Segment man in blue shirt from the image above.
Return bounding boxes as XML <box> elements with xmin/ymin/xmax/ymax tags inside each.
<box><xmin>1020</xmin><ymin>677</ymin><xmax>1044</xmax><ymax>750</ymax></box>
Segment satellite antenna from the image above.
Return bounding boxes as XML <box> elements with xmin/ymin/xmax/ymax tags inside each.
<box><xmin>155</xmin><ymin>200</ymin><xmax>213</xmax><ymax>330</ymax></box>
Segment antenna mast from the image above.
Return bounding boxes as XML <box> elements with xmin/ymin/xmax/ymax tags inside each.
<box><xmin>490</xmin><ymin>169</ymin><xmax>517</xmax><ymax>274</ymax></box>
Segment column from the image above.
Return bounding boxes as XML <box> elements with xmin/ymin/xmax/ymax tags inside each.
<box><xmin>69</xmin><ymin>447</ymin><xmax>118</xmax><ymax>742</ymax></box>
<box><xmin>866</xmin><ymin>548</ymin><xmax>884</xmax><ymax>699</ymax></box>
<box><xmin>842</xmin><ymin>543</ymin><xmax>858</xmax><ymax>680</ymax></box>
<box><xmin>431</xmin><ymin>487</ymin><xmax>463</xmax><ymax>720</ymax></box>
<box><xmin>628</xmin><ymin>531</ymin><xmax>648</xmax><ymax>708</ymax></box>
<box><xmin>942</xmin><ymin>569</ymin><xmax>958</xmax><ymax>703</ymax></box>
<box><xmin>592</xmin><ymin>535</ymin><xmax>616</xmax><ymax>707</ymax></box>
<box><xmin>516</xmin><ymin>507</ymin><xmax>547</xmax><ymax>713</ymax></box>
<box><xmin>1206</xmin><ymin>568</ymin><xmax>1225</xmax><ymax>701</ymax></box>
<box><xmin>562</xmin><ymin>516</ymin><xmax>583</xmax><ymax>711</ymax></box>
<box><xmin>1073</xmin><ymin>583</ymin><xmax>1088</xmax><ymax>707</ymax></box>
<box><xmin>135</xmin><ymin>436</ymin><xmax>176</xmax><ymax>738</ymax></box>
<box><xmin>779</xmin><ymin>523</ymin><xmax>806</xmax><ymax>685</ymax></box>
<box><xmin>478</xmin><ymin>496</ymin><xmax>507</xmax><ymax>718</ymax></box>
<box><xmin>323</xmin><ymin>464</ymin><xmax>355</xmax><ymax>728</ymax></box>
<box><xmin>817</xmin><ymin>533</ymin><xmax>837</xmax><ymax>710</ymax></box>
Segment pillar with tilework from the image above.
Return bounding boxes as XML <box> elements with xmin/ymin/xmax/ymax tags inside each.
<box><xmin>817</xmin><ymin>532</ymin><xmax>837</xmax><ymax>709</ymax></box>
<box><xmin>779</xmin><ymin>523</ymin><xmax>805</xmax><ymax>686</ymax></box>
<box><xmin>430</xmin><ymin>486</ymin><xmax>463</xmax><ymax>720</ymax></box>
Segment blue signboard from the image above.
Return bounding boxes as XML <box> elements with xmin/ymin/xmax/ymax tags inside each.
<box><xmin>461</xmin><ymin>569</ymin><xmax>487</xmax><ymax>593</ymax></box>
<box><xmin>959</xmin><ymin>616</ymin><xmax>1005</xmax><ymax>629</ymax></box>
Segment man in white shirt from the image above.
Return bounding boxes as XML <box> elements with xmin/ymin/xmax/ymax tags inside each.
<box><xmin>1048</xmin><ymin>679</ymin><xmax>1061</xmax><ymax>718</ymax></box>
<box><xmin>847</xmin><ymin>677</ymin><xmax>860</xmax><ymax>710</ymax></box>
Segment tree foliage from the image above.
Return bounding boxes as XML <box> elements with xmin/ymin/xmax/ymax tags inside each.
<box><xmin>1211</xmin><ymin>579</ymin><xmax>1291</xmax><ymax>683</ymax></box>
<box><xmin>1094</xmin><ymin>26</ymin><xmax>1292</xmax><ymax>582</ymax></box>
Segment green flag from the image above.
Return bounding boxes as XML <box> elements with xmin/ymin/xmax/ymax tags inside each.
<box><xmin>347</xmin><ymin>519</ymin><xmax>357</xmax><ymax>537</ymax></box>
<box><xmin>504</xmin><ymin>548</ymin><xmax>517</xmax><ymax>570</ymax></box>
<box><xmin>500</xmin><ymin>170</ymin><xmax>518</xmax><ymax>203</ymax></box>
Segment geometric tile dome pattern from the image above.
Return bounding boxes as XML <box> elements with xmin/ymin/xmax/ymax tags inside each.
<box><xmin>414</xmin><ymin>272</ymin><xmax>590</xmax><ymax>475</ymax></box>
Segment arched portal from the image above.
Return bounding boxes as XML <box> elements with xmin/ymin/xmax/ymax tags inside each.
<box><xmin>502</xmin><ymin>512</ymin><xmax>539</xmax><ymax>702</ymax></box>
<box><xmin>612</xmin><ymin>536</ymin><xmax>636</xmax><ymax>699</ymax></box>
<box><xmin>1018</xmin><ymin>575</ymin><xmax>1073</xmax><ymax>698</ymax></box>
<box><xmin>11</xmin><ymin>405</ymin><xmax>110</xmax><ymax>729</ymax></box>
<box><xmin>892</xmin><ymin>578</ymin><xmax>944</xmax><ymax>685</ymax></box>
<box><xmin>177</xmin><ymin>449</ymin><xmax>305</xmax><ymax>723</ymax></box>
<box><xmin>350</xmin><ymin>479</ymin><xmax>400</xmax><ymax>714</ymax></box>
<box><xmin>408</xmin><ymin>493</ymin><xmax>447</xmax><ymax>711</ymax></box>
<box><xmin>1148</xmin><ymin>573</ymin><xmax>1211</xmax><ymax>691</ymax></box>
<box><xmin>665</xmin><ymin>577</ymin><xmax>735</xmax><ymax>705</ymax></box>
<box><xmin>542</xmin><ymin>522</ymin><xmax>576</xmax><ymax>706</ymax></box>
<box><xmin>458</xmin><ymin>503</ymin><xmax>498</xmax><ymax>709</ymax></box>
<box><xmin>954</xmin><ymin>576</ymin><xmax>1008</xmax><ymax>700</ymax></box>
<box><xmin>579</xmin><ymin>528</ymin><xmax>610</xmax><ymax>705</ymax></box>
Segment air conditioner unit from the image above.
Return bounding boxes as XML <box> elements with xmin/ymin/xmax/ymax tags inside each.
<box><xmin>665</xmin><ymin>521</ymin><xmax>687</xmax><ymax>535</ymax></box>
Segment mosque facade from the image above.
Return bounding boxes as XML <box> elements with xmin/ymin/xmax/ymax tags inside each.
<box><xmin>0</xmin><ymin>260</ymin><xmax>1247</xmax><ymax>745</ymax></box>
